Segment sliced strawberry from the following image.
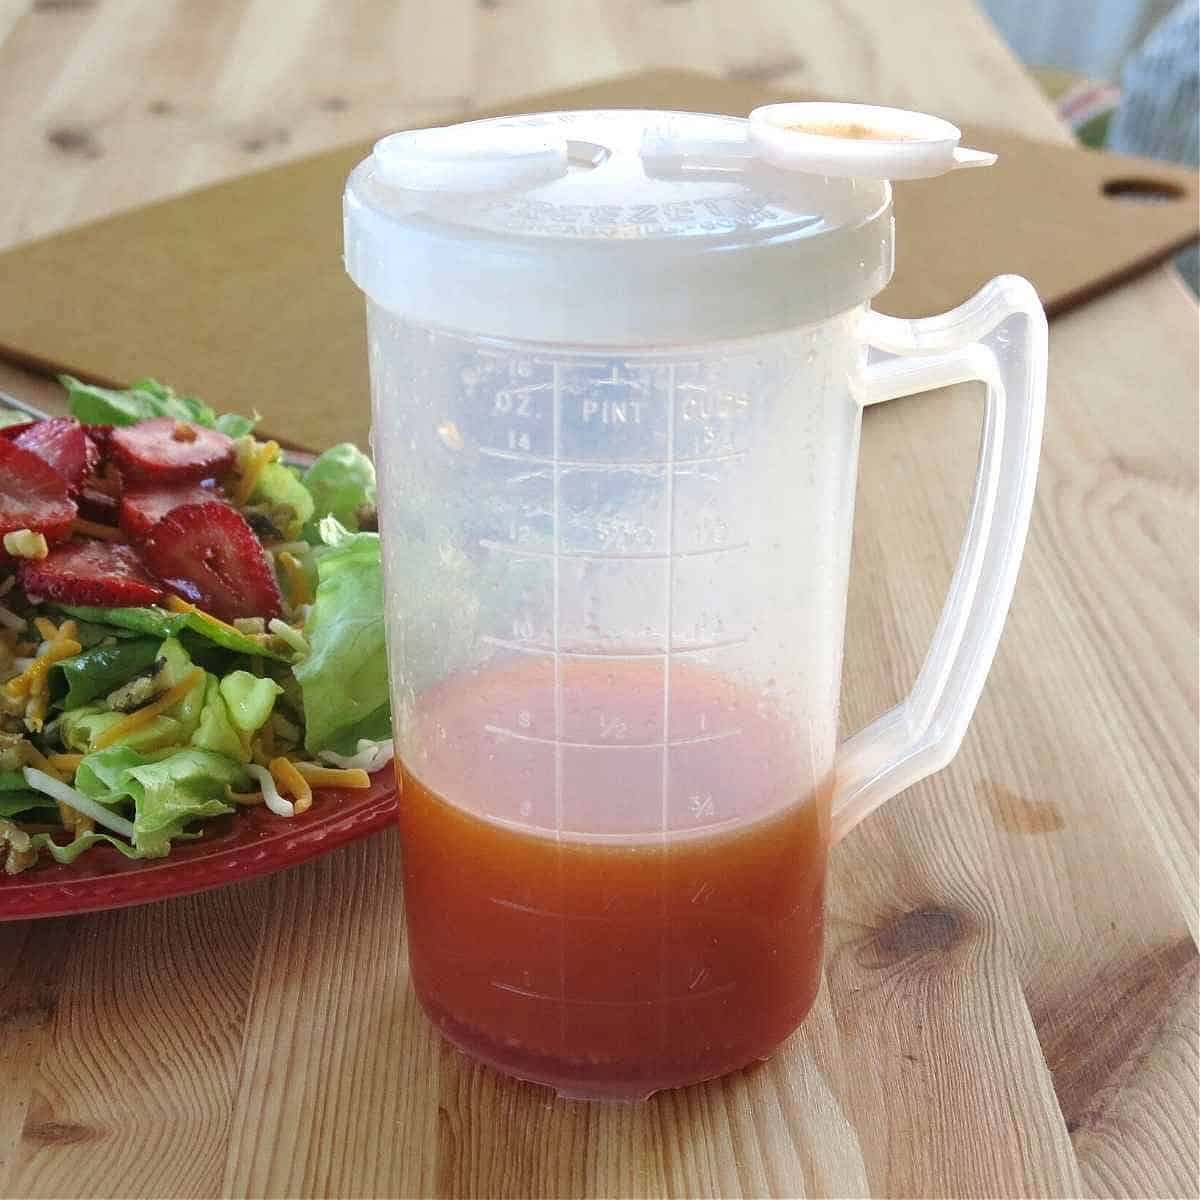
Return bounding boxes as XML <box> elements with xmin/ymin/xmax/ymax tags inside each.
<box><xmin>143</xmin><ymin>502</ymin><xmax>282</xmax><ymax>621</ymax></box>
<box><xmin>109</xmin><ymin>417</ymin><xmax>234</xmax><ymax>483</ymax></box>
<box><xmin>76</xmin><ymin>484</ymin><xmax>121</xmax><ymax>525</ymax></box>
<box><xmin>85</xmin><ymin>424</ymin><xmax>113</xmax><ymax>456</ymax></box>
<box><xmin>12</xmin><ymin>417</ymin><xmax>96</xmax><ymax>490</ymax></box>
<box><xmin>119</xmin><ymin>479</ymin><xmax>228</xmax><ymax>538</ymax></box>
<box><xmin>0</xmin><ymin>439</ymin><xmax>77</xmax><ymax>543</ymax></box>
<box><xmin>18</xmin><ymin>538</ymin><xmax>164</xmax><ymax>608</ymax></box>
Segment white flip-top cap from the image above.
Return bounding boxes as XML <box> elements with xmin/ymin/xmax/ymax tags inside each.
<box><xmin>372</xmin><ymin>123</ymin><xmax>569</xmax><ymax>192</ymax></box>
<box><xmin>345</xmin><ymin>110</ymin><xmax>905</xmax><ymax>344</ymax></box>
<box><xmin>749</xmin><ymin>102</ymin><xmax>997</xmax><ymax>180</ymax></box>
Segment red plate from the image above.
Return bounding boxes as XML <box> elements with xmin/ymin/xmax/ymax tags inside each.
<box><xmin>0</xmin><ymin>770</ymin><xmax>398</xmax><ymax>920</ymax></box>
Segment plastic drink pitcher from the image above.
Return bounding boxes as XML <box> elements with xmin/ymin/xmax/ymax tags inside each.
<box><xmin>343</xmin><ymin>105</ymin><xmax>1046</xmax><ymax>1100</ymax></box>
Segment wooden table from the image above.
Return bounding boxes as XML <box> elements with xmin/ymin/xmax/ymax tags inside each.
<box><xmin>0</xmin><ymin>3</ymin><xmax>1196</xmax><ymax>1197</ymax></box>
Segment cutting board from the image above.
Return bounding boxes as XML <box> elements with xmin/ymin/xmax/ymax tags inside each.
<box><xmin>0</xmin><ymin>69</ymin><xmax>1195</xmax><ymax>450</ymax></box>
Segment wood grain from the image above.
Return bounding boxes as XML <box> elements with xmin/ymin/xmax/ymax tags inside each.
<box><xmin>0</xmin><ymin>3</ymin><xmax>1196</xmax><ymax>1198</ymax></box>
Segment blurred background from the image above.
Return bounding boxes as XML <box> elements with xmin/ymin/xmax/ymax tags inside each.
<box><xmin>0</xmin><ymin>0</ymin><xmax>1195</xmax><ymax>285</ymax></box>
<box><xmin>988</xmin><ymin>0</ymin><xmax>1197</xmax><ymax>285</ymax></box>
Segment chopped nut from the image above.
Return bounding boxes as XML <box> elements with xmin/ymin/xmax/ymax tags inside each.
<box><xmin>0</xmin><ymin>819</ymin><xmax>37</xmax><ymax>875</ymax></box>
<box><xmin>2</xmin><ymin>530</ymin><xmax>48</xmax><ymax>560</ymax></box>
<box><xmin>105</xmin><ymin>658</ymin><xmax>169</xmax><ymax>713</ymax></box>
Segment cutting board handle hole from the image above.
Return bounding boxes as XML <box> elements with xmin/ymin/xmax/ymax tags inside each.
<box><xmin>1102</xmin><ymin>176</ymin><xmax>1188</xmax><ymax>204</ymax></box>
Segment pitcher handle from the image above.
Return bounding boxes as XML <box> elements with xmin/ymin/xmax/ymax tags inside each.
<box><xmin>832</xmin><ymin>275</ymin><xmax>1047</xmax><ymax>842</ymax></box>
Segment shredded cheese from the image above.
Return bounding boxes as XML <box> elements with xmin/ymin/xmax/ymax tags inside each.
<box><xmin>93</xmin><ymin>668</ymin><xmax>204</xmax><ymax>750</ymax></box>
<box><xmin>292</xmin><ymin>763</ymin><xmax>372</xmax><ymax>790</ymax></box>
<box><xmin>276</xmin><ymin>551</ymin><xmax>313</xmax><ymax>607</ymax></box>
<box><xmin>4</xmin><ymin>637</ymin><xmax>81</xmax><ymax>699</ymax></box>
<box><xmin>232</xmin><ymin>439</ymin><xmax>280</xmax><ymax>506</ymax></box>
<box><xmin>33</xmin><ymin>617</ymin><xmax>58</xmax><ymax>641</ymax></box>
<box><xmin>56</xmin><ymin>800</ymin><xmax>94</xmax><ymax>837</ymax></box>
<box><xmin>20</xmin><ymin>744</ymin><xmax>53</xmax><ymax>772</ymax></box>
<box><xmin>72</xmin><ymin>517</ymin><xmax>123</xmax><ymax>541</ymax></box>
<box><xmin>269</xmin><ymin>756</ymin><xmax>313</xmax><ymax>814</ymax></box>
<box><xmin>24</xmin><ymin>688</ymin><xmax>49</xmax><ymax>733</ymax></box>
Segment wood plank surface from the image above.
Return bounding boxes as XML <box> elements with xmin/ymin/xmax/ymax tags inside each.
<box><xmin>0</xmin><ymin>3</ymin><xmax>1196</xmax><ymax>1199</ymax></box>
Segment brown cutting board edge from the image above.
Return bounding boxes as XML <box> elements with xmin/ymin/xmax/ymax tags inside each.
<box><xmin>0</xmin><ymin>68</ymin><xmax>1196</xmax><ymax>451</ymax></box>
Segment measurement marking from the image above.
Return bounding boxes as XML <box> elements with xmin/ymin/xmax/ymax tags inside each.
<box><xmin>480</xmin><ymin>539</ymin><xmax>750</xmax><ymax>561</ymax></box>
<box><xmin>489</xmin><ymin>980</ymin><xmax>737</xmax><ymax>1006</ymax></box>
<box><xmin>479</xmin><ymin>447</ymin><xmax>746</xmax><ymax>468</ymax></box>
<box><xmin>492</xmin><ymin>896</ymin><xmax>658</xmax><ymax>923</ymax></box>
<box><xmin>481</xmin><ymin>634</ymin><xmax>749</xmax><ymax>658</ymax></box>
<box><xmin>551</xmin><ymin>360</ymin><xmax>566</xmax><ymax>1056</ymax></box>
<box><xmin>659</xmin><ymin>363</ymin><xmax>676</xmax><ymax>1051</ymax></box>
<box><xmin>483</xmin><ymin>724</ymin><xmax>743</xmax><ymax>749</ymax></box>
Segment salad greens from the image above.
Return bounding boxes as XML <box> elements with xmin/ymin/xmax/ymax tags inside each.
<box><xmin>0</xmin><ymin>771</ymin><xmax>54</xmax><ymax>820</ymax></box>
<box><xmin>59</xmin><ymin>602</ymin><xmax>295</xmax><ymax>660</ymax></box>
<box><xmin>293</xmin><ymin>519</ymin><xmax>391</xmax><ymax>754</ymax></box>
<box><xmin>59</xmin><ymin>375</ymin><xmax>257</xmax><ymax>438</ymax></box>
<box><xmin>50</xmin><ymin>638</ymin><xmax>160</xmax><ymax>709</ymax></box>
<box><xmin>75</xmin><ymin>746</ymin><xmax>247</xmax><ymax>857</ymax></box>
<box><xmin>302</xmin><ymin>443</ymin><xmax>377</xmax><ymax>538</ymax></box>
<box><xmin>0</xmin><ymin>378</ymin><xmax>395</xmax><ymax>875</ymax></box>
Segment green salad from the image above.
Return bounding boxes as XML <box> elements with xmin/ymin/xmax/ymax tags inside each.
<box><xmin>0</xmin><ymin>377</ymin><xmax>391</xmax><ymax>875</ymax></box>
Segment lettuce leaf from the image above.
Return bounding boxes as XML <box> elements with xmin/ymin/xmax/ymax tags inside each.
<box><xmin>60</xmin><ymin>375</ymin><xmax>257</xmax><ymax>436</ymax></box>
<box><xmin>75</xmin><ymin>745</ymin><xmax>244</xmax><ymax>856</ymax></box>
<box><xmin>31</xmin><ymin>829</ymin><xmax>152</xmax><ymax>865</ymax></box>
<box><xmin>157</xmin><ymin>637</ymin><xmax>206</xmax><ymax>738</ymax></box>
<box><xmin>248</xmin><ymin>460</ymin><xmax>314</xmax><ymax>540</ymax></box>
<box><xmin>59</xmin><ymin>705</ymin><xmax>183</xmax><ymax>754</ymax></box>
<box><xmin>55</xmin><ymin>637</ymin><xmax>204</xmax><ymax>752</ymax></box>
<box><xmin>0</xmin><ymin>771</ymin><xmax>54</xmax><ymax>820</ymax></box>
<box><xmin>0</xmin><ymin>409</ymin><xmax>30</xmax><ymax>429</ymax></box>
<box><xmin>49</xmin><ymin>637</ymin><xmax>160</xmax><ymax>709</ymax></box>
<box><xmin>191</xmin><ymin>677</ymin><xmax>249</xmax><ymax>762</ymax></box>
<box><xmin>219</xmin><ymin>671</ymin><xmax>281</xmax><ymax>733</ymax></box>
<box><xmin>214</xmin><ymin>412</ymin><xmax>257</xmax><ymax>438</ymax></box>
<box><xmin>302</xmin><ymin>443</ymin><xmax>376</xmax><ymax>540</ymax></box>
<box><xmin>294</xmin><ymin>519</ymin><xmax>390</xmax><ymax>753</ymax></box>
<box><xmin>58</xmin><ymin>604</ymin><xmax>293</xmax><ymax>661</ymax></box>
<box><xmin>62</xmin><ymin>375</ymin><xmax>215</xmax><ymax>427</ymax></box>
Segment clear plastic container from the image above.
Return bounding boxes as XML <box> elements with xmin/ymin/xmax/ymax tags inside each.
<box><xmin>345</xmin><ymin>108</ymin><xmax>1046</xmax><ymax>1099</ymax></box>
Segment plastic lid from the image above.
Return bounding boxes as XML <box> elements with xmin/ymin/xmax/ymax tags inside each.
<box><xmin>749</xmin><ymin>102</ymin><xmax>997</xmax><ymax>179</ymax></box>
<box><xmin>344</xmin><ymin>109</ymin><xmax>895</xmax><ymax>345</ymax></box>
